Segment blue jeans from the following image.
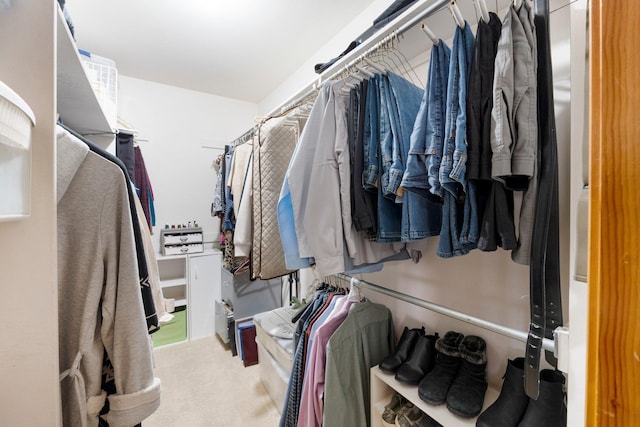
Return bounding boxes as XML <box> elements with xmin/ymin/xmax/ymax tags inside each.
<box><xmin>438</xmin><ymin>23</ymin><xmax>477</xmax><ymax>257</ymax></box>
<box><xmin>387</xmin><ymin>71</ymin><xmax>442</xmax><ymax>241</ymax></box>
<box><xmin>376</xmin><ymin>75</ymin><xmax>403</xmax><ymax>241</ymax></box>
<box><xmin>425</xmin><ymin>42</ymin><xmax>451</xmax><ymax>199</ymax></box>
<box><xmin>363</xmin><ymin>74</ymin><xmax>380</xmax><ymax>190</ymax></box>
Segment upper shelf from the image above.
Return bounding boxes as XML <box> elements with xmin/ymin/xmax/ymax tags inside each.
<box><xmin>56</xmin><ymin>7</ymin><xmax>114</xmax><ymax>147</ymax></box>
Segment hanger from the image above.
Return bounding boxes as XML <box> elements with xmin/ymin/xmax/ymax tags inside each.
<box><xmin>347</xmin><ymin>277</ymin><xmax>363</xmax><ymax>301</ymax></box>
<box><xmin>421</xmin><ymin>21</ymin><xmax>439</xmax><ymax>46</ymax></box>
<box><xmin>363</xmin><ymin>57</ymin><xmax>386</xmax><ymax>75</ymax></box>
<box><xmin>449</xmin><ymin>0</ymin><xmax>465</xmax><ymax>29</ymax></box>
<box><xmin>474</xmin><ymin>0</ymin><xmax>490</xmax><ymax>22</ymax></box>
<box><xmin>356</xmin><ymin>64</ymin><xmax>375</xmax><ymax>79</ymax></box>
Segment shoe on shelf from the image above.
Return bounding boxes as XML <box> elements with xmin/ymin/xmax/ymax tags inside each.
<box><xmin>381</xmin><ymin>392</ymin><xmax>408</xmax><ymax>427</ymax></box>
<box><xmin>476</xmin><ymin>357</ymin><xmax>529</xmax><ymax>427</ymax></box>
<box><xmin>417</xmin><ymin>331</ymin><xmax>464</xmax><ymax>405</ymax></box>
<box><xmin>395</xmin><ymin>332</ymin><xmax>439</xmax><ymax>385</ymax></box>
<box><xmin>380</xmin><ymin>326</ymin><xmax>424</xmax><ymax>374</ymax></box>
<box><xmin>396</xmin><ymin>405</ymin><xmax>443</xmax><ymax>427</ymax></box>
<box><xmin>445</xmin><ymin>335</ymin><xmax>488</xmax><ymax>418</ymax></box>
<box><xmin>517</xmin><ymin>369</ymin><xmax>567</xmax><ymax>427</ymax></box>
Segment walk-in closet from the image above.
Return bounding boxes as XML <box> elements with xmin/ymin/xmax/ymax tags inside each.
<box><xmin>0</xmin><ymin>0</ymin><xmax>637</xmax><ymax>426</ymax></box>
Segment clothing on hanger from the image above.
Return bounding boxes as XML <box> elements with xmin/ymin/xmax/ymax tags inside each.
<box><xmin>56</xmin><ymin>126</ymin><xmax>160</xmax><ymax>426</ymax></box>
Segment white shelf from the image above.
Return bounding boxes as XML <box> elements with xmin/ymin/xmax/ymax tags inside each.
<box><xmin>160</xmin><ymin>278</ymin><xmax>187</xmax><ymax>289</ymax></box>
<box><xmin>371</xmin><ymin>366</ymin><xmax>500</xmax><ymax>427</ymax></box>
<box><xmin>56</xmin><ymin>6</ymin><xmax>114</xmax><ymax>147</ymax></box>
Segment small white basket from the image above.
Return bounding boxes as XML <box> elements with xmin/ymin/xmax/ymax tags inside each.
<box><xmin>79</xmin><ymin>51</ymin><xmax>118</xmax><ymax>124</ymax></box>
<box><xmin>0</xmin><ymin>80</ymin><xmax>35</xmax><ymax>221</ymax></box>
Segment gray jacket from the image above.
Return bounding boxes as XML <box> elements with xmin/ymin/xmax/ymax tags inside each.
<box><xmin>491</xmin><ymin>2</ymin><xmax>538</xmax><ymax>265</ymax></box>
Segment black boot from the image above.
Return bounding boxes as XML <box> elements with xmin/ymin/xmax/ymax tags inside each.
<box><xmin>518</xmin><ymin>369</ymin><xmax>566</xmax><ymax>427</ymax></box>
<box><xmin>395</xmin><ymin>332</ymin><xmax>439</xmax><ymax>385</ymax></box>
<box><xmin>418</xmin><ymin>331</ymin><xmax>464</xmax><ymax>405</ymax></box>
<box><xmin>476</xmin><ymin>357</ymin><xmax>529</xmax><ymax>427</ymax></box>
<box><xmin>445</xmin><ymin>335</ymin><xmax>488</xmax><ymax>418</ymax></box>
<box><xmin>379</xmin><ymin>326</ymin><xmax>424</xmax><ymax>374</ymax></box>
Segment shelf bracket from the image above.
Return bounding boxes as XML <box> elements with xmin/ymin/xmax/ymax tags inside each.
<box><xmin>553</xmin><ymin>326</ymin><xmax>570</xmax><ymax>373</ymax></box>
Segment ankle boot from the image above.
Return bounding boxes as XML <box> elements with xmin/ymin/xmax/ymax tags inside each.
<box><xmin>379</xmin><ymin>326</ymin><xmax>424</xmax><ymax>374</ymax></box>
<box><xmin>417</xmin><ymin>331</ymin><xmax>464</xmax><ymax>405</ymax></box>
<box><xmin>518</xmin><ymin>369</ymin><xmax>566</xmax><ymax>427</ymax></box>
<box><xmin>445</xmin><ymin>335</ymin><xmax>488</xmax><ymax>418</ymax></box>
<box><xmin>476</xmin><ymin>357</ymin><xmax>529</xmax><ymax>427</ymax></box>
<box><xmin>395</xmin><ymin>332</ymin><xmax>439</xmax><ymax>385</ymax></box>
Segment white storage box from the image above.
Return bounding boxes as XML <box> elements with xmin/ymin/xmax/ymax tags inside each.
<box><xmin>256</xmin><ymin>339</ymin><xmax>290</xmax><ymax>412</ymax></box>
<box><xmin>78</xmin><ymin>50</ymin><xmax>117</xmax><ymax>125</ymax></box>
<box><xmin>0</xmin><ymin>80</ymin><xmax>35</xmax><ymax>221</ymax></box>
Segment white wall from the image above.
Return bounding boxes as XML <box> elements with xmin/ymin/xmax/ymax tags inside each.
<box><xmin>258</xmin><ymin>0</ymin><xmax>393</xmax><ymax>116</ymax></box>
<box><xmin>117</xmin><ymin>76</ymin><xmax>258</xmax><ymax>250</ymax></box>
<box><xmin>0</xmin><ymin>1</ymin><xmax>61</xmax><ymax>425</ymax></box>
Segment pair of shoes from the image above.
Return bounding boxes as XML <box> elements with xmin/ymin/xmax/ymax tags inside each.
<box><xmin>396</xmin><ymin>405</ymin><xmax>443</xmax><ymax>427</ymax></box>
<box><xmin>379</xmin><ymin>326</ymin><xmax>440</xmax><ymax>385</ymax></box>
<box><xmin>418</xmin><ymin>331</ymin><xmax>488</xmax><ymax>418</ymax></box>
<box><xmin>476</xmin><ymin>357</ymin><xmax>567</xmax><ymax>426</ymax></box>
<box><xmin>381</xmin><ymin>393</ymin><xmax>413</xmax><ymax>427</ymax></box>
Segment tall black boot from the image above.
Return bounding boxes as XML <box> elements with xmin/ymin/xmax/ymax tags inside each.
<box><xmin>418</xmin><ymin>331</ymin><xmax>464</xmax><ymax>405</ymax></box>
<box><xmin>446</xmin><ymin>335</ymin><xmax>488</xmax><ymax>418</ymax></box>
<box><xmin>518</xmin><ymin>369</ymin><xmax>566</xmax><ymax>427</ymax></box>
<box><xmin>395</xmin><ymin>332</ymin><xmax>439</xmax><ymax>385</ymax></box>
<box><xmin>379</xmin><ymin>326</ymin><xmax>424</xmax><ymax>374</ymax></box>
<box><xmin>476</xmin><ymin>357</ymin><xmax>529</xmax><ymax>427</ymax></box>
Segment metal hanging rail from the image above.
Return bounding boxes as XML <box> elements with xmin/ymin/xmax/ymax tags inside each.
<box><xmin>335</xmin><ymin>273</ymin><xmax>557</xmax><ymax>355</ymax></box>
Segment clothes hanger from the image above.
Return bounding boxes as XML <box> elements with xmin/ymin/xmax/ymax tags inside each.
<box><xmin>449</xmin><ymin>0</ymin><xmax>466</xmax><ymax>29</ymax></box>
<box><xmin>363</xmin><ymin>57</ymin><xmax>386</xmax><ymax>75</ymax></box>
<box><xmin>421</xmin><ymin>21</ymin><xmax>439</xmax><ymax>46</ymax></box>
<box><xmin>474</xmin><ymin>0</ymin><xmax>491</xmax><ymax>22</ymax></box>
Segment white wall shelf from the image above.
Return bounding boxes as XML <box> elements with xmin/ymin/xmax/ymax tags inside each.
<box><xmin>371</xmin><ymin>366</ymin><xmax>500</xmax><ymax>427</ymax></box>
<box><xmin>56</xmin><ymin>6</ymin><xmax>115</xmax><ymax>148</ymax></box>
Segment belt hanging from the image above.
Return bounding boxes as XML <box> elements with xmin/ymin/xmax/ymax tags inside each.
<box><xmin>524</xmin><ymin>0</ymin><xmax>564</xmax><ymax>399</ymax></box>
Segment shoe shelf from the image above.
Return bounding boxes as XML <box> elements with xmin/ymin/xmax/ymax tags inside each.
<box><xmin>370</xmin><ymin>365</ymin><xmax>500</xmax><ymax>427</ymax></box>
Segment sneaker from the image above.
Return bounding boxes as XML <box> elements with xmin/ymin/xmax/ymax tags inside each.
<box><xmin>381</xmin><ymin>393</ymin><xmax>412</xmax><ymax>427</ymax></box>
<box><xmin>396</xmin><ymin>405</ymin><xmax>443</xmax><ymax>427</ymax></box>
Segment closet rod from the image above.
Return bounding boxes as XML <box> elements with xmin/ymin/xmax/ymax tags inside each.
<box><xmin>265</xmin><ymin>0</ymin><xmax>450</xmax><ymax>119</ymax></box>
<box><xmin>335</xmin><ymin>273</ymin><xmax>556</xmax><ymax>354</ymax></box>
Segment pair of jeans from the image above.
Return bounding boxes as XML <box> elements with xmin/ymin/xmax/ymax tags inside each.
<box><xmin>386</xmin><ymin>71</ymin><xmax>442</xmax><ymax>241</ymax></box>
<box><xmin>363</xmin><ymin>74</ymin><xmax>380</xmax><ymax>190</ymax></box>
<box><xmin>350</xmin><ymin>80</ymin><xmax>378</xmax><ymax>235</ymax></box>
<box><xmin>424</xmin><ymin>42</ymin><xmax>451</xmax><ymax>199</ymax></box>
<box><xmin>377</xmin><ymin>74</ymin><xmax>403</xmax><ymax>242</ymax></box>
<box><xmin>438</xmin><ymin>22</ymin><xmax>477</xmax><ymax>258</ymax></box>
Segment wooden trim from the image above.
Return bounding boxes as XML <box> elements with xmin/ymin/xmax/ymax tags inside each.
<box><xmin>587</xmin><ymin>0</ymin><xmax>640</xmax><ymax>425</ymax></box>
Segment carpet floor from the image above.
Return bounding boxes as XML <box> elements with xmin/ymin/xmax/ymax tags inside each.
<box><xmin>144</xmin><ymin>336</ymin><xmax>281</xmax><ymax>427</ymax></box>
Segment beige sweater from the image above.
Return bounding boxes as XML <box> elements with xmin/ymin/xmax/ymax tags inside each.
<box><xmin>57</xmin><ymin>127</ymin><xmax>160</xmax><ymax>426</ymax></box>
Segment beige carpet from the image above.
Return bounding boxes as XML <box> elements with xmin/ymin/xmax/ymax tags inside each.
<box><xmin>144</xmin><ymin>336</ymin><xmax>281</xmax><ymax>427</ymax></box>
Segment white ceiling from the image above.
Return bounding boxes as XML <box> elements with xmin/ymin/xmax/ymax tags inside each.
<box><xmin>65</xmin><ymin>0</ymin><xmax>376</xmax><ymax>104</ymax></box>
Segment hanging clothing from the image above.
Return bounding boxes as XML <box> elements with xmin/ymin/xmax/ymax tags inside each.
<box><xmin>134</xmin><ymin>146</ymin><xmax>155</xmax><ymax>231</ymax></box>
<box><xmin>465</xmin><ymin>12</ymin><xmax>519</xmax><ymax>253</ymax></box>
<box><xmin>252</xmin><ymin>117</ymin><xmax>300</xmax><ymax>279</ymax></box>
<box><xmin>233</xmin><ymin>151</ymin><xmax>253</xmax><ymax>258</ymax></box>
<box><xmin>323</xmin><ymin>301</ymin><xmax>395</xmax><ymax>427</ymax></box>
<box><xmin>115</xmin><ymin>132</ymin><xmax>135</xmax><ymax>181</ymax></box>
<box><xmin>298</xmin><ymin>295</ymin><xmax>358</xmax><ymax>427</ymax></box>
<box><xmin>437</xmin><ymin>22</ymin><xmax>477</xmax><ymax>258</ymax></box>
<box><xmin>491</xmin><ymin>1</ymin><xmax>538</xmax><ymax>264</ymax></box>
<box><xmin>401</xmin><ymin>39</ymin><xmax>450</xmax><ymax>202</ymax></box>
<box><xmin>386</xmin><ymin>71</ymin><xmax>443</xmax><ymax>241</ymax></box>
<box><xmin>57</xmin><ymin>127</ymin><xmax>160</xmax><ymax>427</ymax></box>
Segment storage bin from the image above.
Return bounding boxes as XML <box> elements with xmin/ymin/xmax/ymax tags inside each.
<box><xmin>0</xmin><ymin>80</ymin><xmax>35</xmax><ymax>221</ymax></box>
<box><xmin>78</xmin><ymin>50</ymin><xmax>117</xmax><ymax>125</ymax></box>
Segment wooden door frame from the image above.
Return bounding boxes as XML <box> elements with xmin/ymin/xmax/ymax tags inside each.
<box><xmin>587</xmin><ymin>0</ymin><xmax>640</xmax><ymax>425</ymax></box>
